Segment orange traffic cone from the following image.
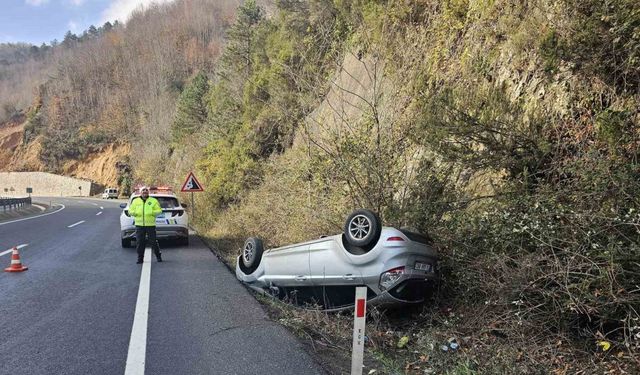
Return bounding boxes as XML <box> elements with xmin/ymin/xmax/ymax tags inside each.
<box><xmin>4</xmin><ymin>247</ymin><xmax>28</xmax><ymax>273</ymax></box>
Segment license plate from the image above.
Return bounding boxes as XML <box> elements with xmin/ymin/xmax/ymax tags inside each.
<box><xmin>414</xmin><ymin>262</ymin><xmax>432</xmax><ymax>272</ymax></box>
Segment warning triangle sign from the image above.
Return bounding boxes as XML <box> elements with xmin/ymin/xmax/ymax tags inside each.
<box><xmin>181</xmin><ymin>172</ymin><xmax>204</xmax><ymax>192</ymax></box>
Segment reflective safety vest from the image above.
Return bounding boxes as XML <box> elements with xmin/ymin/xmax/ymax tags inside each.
<box><xmin>129</xmin><ymin>196</ymin><xmax>162</xmax><ymax>227</ymax></box>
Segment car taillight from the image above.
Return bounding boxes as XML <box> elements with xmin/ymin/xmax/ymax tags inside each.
<box><xmin>386</xmin><ymin>236</ymin><xmax>405</xmax><ymax>242</ymax></box>
<box><xmin>379</xmin><ymin>266</ymin><xmax>405</xmax><ymax>290</ymax></box>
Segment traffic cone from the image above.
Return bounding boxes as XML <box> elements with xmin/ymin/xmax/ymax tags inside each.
<box><xmin>4</xmin><ymin>247</ymin><xmax>28</xmax><ymax>273</ymax></box>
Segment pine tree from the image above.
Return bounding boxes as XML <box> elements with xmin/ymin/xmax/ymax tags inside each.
<box><xmin>220</xmin><ymin>0</ymin><xmax>264</xmax><ymax>82</ymax></box>
<box><xmin>62</xmin><ymin>31</ymin><xmax>78</xmax><ymax>48</ymax></box>
<box><xmin>87</xmin><ymin>25</ymin><xmax>99</xmax><ymax>38</ymax></box>
<box><xmin>171</xmin><ymin>72</ymin><xmax>210</xmax><ymax>141</ymax></box>
<box><xmin>102</xmin><ymin>21</ymin><xmax>113</xmax><ymax>33</ymax></box>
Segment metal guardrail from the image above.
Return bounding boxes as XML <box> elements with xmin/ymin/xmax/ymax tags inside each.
<box><xmin>0</xmin><ymin>196</ymin><xmax>32</xmax><ymax>213</ymax></box>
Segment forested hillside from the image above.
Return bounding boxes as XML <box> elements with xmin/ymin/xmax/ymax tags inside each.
<box><xmin>0</xmin><ymin>0</ymin><xmax>241</xmax><ymax>185</ymax></box>
<box><xmin>1</xmin><ymin>0</ymin><xmax>639</xmax><ymax>373</ymax></box>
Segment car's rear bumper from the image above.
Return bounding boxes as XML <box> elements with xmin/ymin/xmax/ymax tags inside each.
<box><xmin>369</xmin><ymin>278</ymin><xmax>436</xmax><ymax>305</ymax></box>
<box><xmin>121</xmin><ymin>225</ymin><xmax>189</xmax><ymax>240</ymax></box>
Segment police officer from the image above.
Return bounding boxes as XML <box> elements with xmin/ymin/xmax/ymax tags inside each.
<box><xmin>129</xmin><ymin>186</ymin><xmax>163</xmax><ymax>263</ymax></box>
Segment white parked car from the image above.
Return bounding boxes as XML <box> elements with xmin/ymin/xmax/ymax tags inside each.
<box><xmin>119</xmin><ymin>187</ymin><xmax>189</xmax><ymax>247</ymax></box>
<box><xmin>102</xmin><ymin>187</ymin><xmax>119</xmax><ymax>199</ymax></box>
<box><xmin>236</xmin><ymin>209</ymin><xmax>438</xmax><ymax>310</ymax></box>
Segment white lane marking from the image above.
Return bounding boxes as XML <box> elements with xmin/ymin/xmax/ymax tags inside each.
<box><xmin>96</xmin><ymin>212</ymin><xmax>103</xmax><ymax>216</ymax></box>
<box><xmin>100</xmin><ymin>206</ymin><xmax>104</xmax><ymax>210</ymax></box>
<box><xmin>0</xmin><ymin>204</ymin><xmax>66</xmax><ymax>227</ymax></box>
<box><xmin>92</xmin><ymin>203</ymin><xmax>98</xmax><ymax>206</ymax></box>
<box><xmin>125</xmin><ymin>248</ymin><xmax>151</xmax><ymax>375</ymax></box>
<box><xmin>67</xmin><ymin>220</ymin><xmax>85</xmax><ymax>228</ymax></box>
<box><xmin>0</xmin><ymin>244</ymin><xmax>28</xmax><ymax>257</ymax></box>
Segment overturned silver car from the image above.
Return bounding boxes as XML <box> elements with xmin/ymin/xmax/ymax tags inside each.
<box><xmin>236</xmin><ymin>209</ymin><xmax>438</xmax><ymax>310</ymax></box>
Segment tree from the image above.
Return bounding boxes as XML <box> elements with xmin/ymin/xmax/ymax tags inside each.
<box><xmin>102</xmin><ymin>21</ymin><xmax>113</xmax><ymax>33</ymax></box>
<box><xmin>220</xmin><ymin>0</ymin><xmax>264</xmax><ymax>82</ymax></box>
<box><xmin>62</xmin><ymin>31</ymin><xmax>78</xmax><ymax>48</ymax></box>
<box><xmin>171</xmin><ymin>72</ymin><xmax>210</xmax><ymax>141</ymax></box>
<box><xmin>87</xmin><ymin>25</ymin><xmax>99</xmax><ymax>38</ymax></box>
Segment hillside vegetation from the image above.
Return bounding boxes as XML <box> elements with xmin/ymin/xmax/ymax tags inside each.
<box><xmin>177</xmin><ymin>0</ymin><xmax>639</xmax><ymax>372</ymax></box>
<box><xmin>1</xmin><ymin>0</ymin><xmax>639</xmax><ymax>373</ymax></box>
<box><xmin>0</xmin><ymin>0</ymin><xmax>241</xmax><ymax>185</ymax></box>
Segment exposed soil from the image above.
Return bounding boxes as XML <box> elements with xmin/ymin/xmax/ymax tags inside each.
<box><xmin>62</xmin><ymin>143</ymin><xmax>130</xmax><ymax>187</ymax></box>
<box><xmin>0</xmin><ymin>115</ymin><xmax>26</xmax><ymax>169</ymax></box>
<box><xmin>0</xmin><ymin>115</ymin><xmax>129</xmax><ymax>187</ymax></box>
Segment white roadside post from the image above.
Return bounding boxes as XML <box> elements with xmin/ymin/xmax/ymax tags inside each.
<box><xmin>351</xmin><ymin>286</ymin><xmax>367</xmax><ymax>375</ymax></box>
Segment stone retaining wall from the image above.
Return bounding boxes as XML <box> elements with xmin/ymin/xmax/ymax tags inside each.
<box><xmin>0</xmin><ymin>172</ymin><xmax>99</xmax><ymax>197</ymax></box>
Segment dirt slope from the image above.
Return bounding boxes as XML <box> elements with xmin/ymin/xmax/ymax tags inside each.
<box><xmin>0</xmin><ymin>116</ymin><xmax>129</xmax><ymax>187</ymax></box>
<box><xmin>62</xmin><ymin>143</ymin><xmax>130</xmax><ymax>187</ymax></box>
<box><xmin>0</xmin><ymin>115</ymin><xmax>24</xmax><ymax>160</ymax></box>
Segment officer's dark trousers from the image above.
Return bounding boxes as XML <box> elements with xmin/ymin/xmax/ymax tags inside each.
<box><xmin>136</xmin><ymin>226</ymin><xmax>161</xmax><ymax>261</ymax></box>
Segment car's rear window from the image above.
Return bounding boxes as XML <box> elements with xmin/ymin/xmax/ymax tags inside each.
<box><xmin>129</xmin><ymin>196</ymin><xmax>180</xmax><ymax>208</ymax></box>
<box><xmin>157</xmin><ymin>197</ymin><xmax>180</xmax><ymax>208</ymax></box>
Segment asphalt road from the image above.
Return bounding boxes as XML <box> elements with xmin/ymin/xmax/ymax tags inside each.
<box><xmin>0</xmin><ymin>197</ymin><xmax>324</xmax><ymax>375</ymax></box>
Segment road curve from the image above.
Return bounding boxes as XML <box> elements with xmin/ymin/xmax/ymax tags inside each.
<box><xmin>0</xmin><ymin>197</ymin><xmax>323</xmax><ymax>375</ymax></box>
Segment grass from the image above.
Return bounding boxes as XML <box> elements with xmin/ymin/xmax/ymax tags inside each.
<box><xmin>198</xmin><ymin>223</ymin><xmax>638</xmax><ymax>374</ymax></box>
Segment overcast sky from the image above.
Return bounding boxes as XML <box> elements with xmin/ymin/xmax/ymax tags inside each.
<box><xmin>0</xmin><ymin>0</ymin><xmax>176</xmax><ymax>45</ymax></box>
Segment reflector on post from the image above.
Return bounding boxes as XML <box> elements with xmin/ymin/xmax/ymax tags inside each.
<box><xmin>351</xmin><ymin>286</ymin><xmax>367</xmax><ymax>375</ymax></box>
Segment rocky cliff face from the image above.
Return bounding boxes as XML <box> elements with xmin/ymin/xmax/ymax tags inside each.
<box><xmin>0</xmin><ymin>115</ymin><xmax>28</xmax><ymax>170</ymax></box>
<box><xmin>0</xmin><ymin>117</ymin><xmax>129</xmax><ymax>187</ymax></box>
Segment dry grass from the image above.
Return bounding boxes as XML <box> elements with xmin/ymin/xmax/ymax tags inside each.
<box><xmin>200</xmin><ymin>227</ymin><xmax>639</xmax><ymax>375</ymax></box>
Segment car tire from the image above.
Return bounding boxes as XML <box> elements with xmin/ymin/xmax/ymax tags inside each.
<box><xmin>178</xmin><ymin>237</ymin><xmax>189</xmax><ymax>246</ymax></box>
<box><xmin>121</xmin><ymin>238</ymin><xmax>131</xmax><ymax>248</ymax></box>
<box><xmin>241</xmin><ymin>237</ymin><xmax>264</xmax><ymax>274</ymax></box>
<box><xmin>343</xmin><ymin>209</ymin><xmax>382</xmax><ymax>249</ymax></box>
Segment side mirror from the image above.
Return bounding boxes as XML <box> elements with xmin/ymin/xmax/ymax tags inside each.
<box><xmin>181</xmin><ymin>203</ymin><xmax>188</xmax><ymax>209</ymax></box>
<box><xmin>119</xmin><ymin>203</ymin><xmax>127</xmax><ymax>209</ymax></box>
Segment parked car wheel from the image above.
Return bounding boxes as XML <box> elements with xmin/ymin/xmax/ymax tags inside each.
<box><xmin>343</xmin><ymin>209</ymin><xmax>382</xmax><ymax>250</ymax></box>
<box><xmin>121</xmin><ymin>238</ymin><xmax>131</xmax><ymax>248</ymax></box>
<box><xmin>242</xmin><ymin>237</ymin><xmax>264</xmax><ymax>273</ymax></box>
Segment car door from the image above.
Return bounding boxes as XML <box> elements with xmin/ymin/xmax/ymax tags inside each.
<box><xmin>262</xmin><ymin>244</ymin><xmax>310</xmax><ymax>287</ymax></box>
<box><xmin>308</xmin><ymin>238</ymin><xmax>363</xmax><ymax>286</ymax></box>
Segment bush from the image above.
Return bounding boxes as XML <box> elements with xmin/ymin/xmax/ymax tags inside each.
<box><xmin>562</xmin><ymin>0</ymin><xmax>640</xmax><ymax>93</ymax></box>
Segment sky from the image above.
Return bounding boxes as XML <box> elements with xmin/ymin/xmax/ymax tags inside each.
<box><xmin>0</xmin><ymin>0</ymin><xmax>175</xmax><ymax>45</ymax></box>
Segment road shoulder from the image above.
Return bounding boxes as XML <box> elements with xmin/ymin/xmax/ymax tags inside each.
<box><xmin>146</xmin><ymin>235</ymin><xmax>326</xmax><ymax>375</ymax></box>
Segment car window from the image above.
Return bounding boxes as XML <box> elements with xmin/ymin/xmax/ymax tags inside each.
<box><xmin>156</xmin><ymin>197</ymin><xmax>180</xmax><ymax>208</ymax></box>
<box><xmin>127</xmin><ymin>196</ymin><xmax>179</xmax><ymax>208</ymax></box>
<box><xmin>129</xmin><ymin>195</ymin><xmax>181</xmax><ymax>208</ymax></box>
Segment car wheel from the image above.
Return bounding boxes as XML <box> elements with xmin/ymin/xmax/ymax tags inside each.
<box><xmin>343</xmin><ymin>209</ymin><xmax>382</xmax><ymax>249</ymax></box>
<box><xmin>241</xmin><ymin>237</ymin><xmax>264</xmax><ymax>273</ymax></box>
<box><xmin>121</xmin><ymin>238</ymin><xmax>131</xmax><ymax>248</ymax></box>
<box><xmin>179</xmin><ymin>237</ymin><xmax>189</xmax><ymax>246</ymax></box>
